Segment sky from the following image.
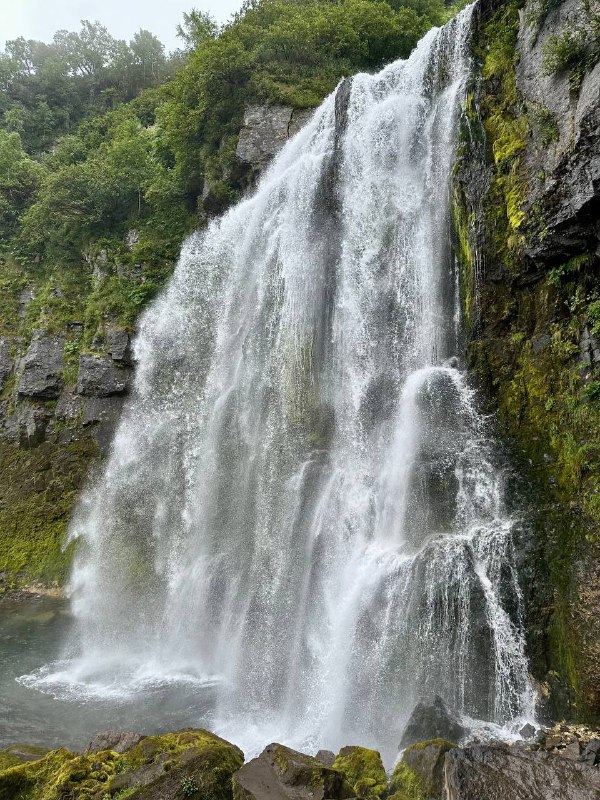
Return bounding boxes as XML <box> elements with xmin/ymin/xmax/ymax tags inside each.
<box><xmin>1</xmin><ymin>0</ymin><xmax>245</xmax><ymax>53</ymax></box>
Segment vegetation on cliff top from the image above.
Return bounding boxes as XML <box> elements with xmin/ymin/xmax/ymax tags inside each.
<box><xmin>0</xmin><ymin>0</ymin><xmax>453</xmax><ymax>349</ymax></box>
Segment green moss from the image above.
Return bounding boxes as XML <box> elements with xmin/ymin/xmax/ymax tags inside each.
<box><xmin>0</xmin><ymin>729</ymin><xmax>243</xmax><ymax>800</ymax></box>
<box><xmin>388</xmin><ymin>762</ymin><xmax>424</xmax><ymax>800</ymax></box>
<box><xmin>0</xmin><ymin>438</ymin><xmax>98</xmax><ymax>588</ymax></box>
<box><xmin>332</xmin><ymin>746</ymin><xmax>387</xmax><ymax>800</ymax></box>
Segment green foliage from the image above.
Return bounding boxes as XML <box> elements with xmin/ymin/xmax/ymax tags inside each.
<box><xmin>0</xmin><ymin>130</ymin><xmax>46</xmax><ymax>239</ymax></box>
<box><xmin>529</xmin><ymin>102</ymin><xmax>559</xmax><ymax>146</ymax></box>
<box><xmin>180</xmin><ymin>776</ymin><xmax>201</xmax><ymax>796</ymax></box>
<box><xmin>548</xmin><ymin>253</ymin><xmax>595</xmax><ymax>288</ymax></box>
<box><xmin>542</xmin><ymin>0</ymin><xmax>600</xmax><ymax>92</ymax></box>
<box><xmin>0</xmin><ymin>21</ymin><xmax>170</xmax><ymax>154</ymax></box>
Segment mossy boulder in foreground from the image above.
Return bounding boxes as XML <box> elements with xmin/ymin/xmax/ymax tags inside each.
<box><xmin>0</xmin><ymin>728</ymin><xmax>243</xmax><ymax>800</ymax></box>
<box><xmin>332</xmin><ymin>745</ymin><xmax>387</xmax><ymax>799</ymax></box>
<box><xmin>389</xmin><ymin>739</ymin><xmax>457</xmax><ymax>800</ymax></box>
<box><xmin>232</xmin><ymin>743</ymin><xmax>355</xmax><ymax>800</ymax></box>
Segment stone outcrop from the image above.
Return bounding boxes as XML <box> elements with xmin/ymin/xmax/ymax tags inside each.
<box><xmin>0</xmin><ymin>728</ymin><xmax>243</xmax><ymax>800</ymax></box>
<box><xmin>232</xmin><ymin>743</ymin><xmax>355</xmax><ymax>800</ymax></box>
<box><xmin>453</xmin><ymin>0</ymin><xmax>600</xmax><ymax>720</ymax></box>
<box><xmin>0</xmin><ymin>324</ymin><xmax>134</xmax><ymax>453</ymax></box>
<box><xmin>76</xmin><ymin>353</ymin><xmax>131</xmax><ymax>397</ymax></box>
<box><xmin>444</xmin><ymin>744</ymin><xmax>600</xmax><ymax>800</ymax></box>
<box><xmin>236</xmin><ymin>105</ymin><xmax>313</xmax><ymax>173</ymax></box>
<box><xmin>0</xmin><ymin>338</ymin><xmax>12</xmax><ymax>391</ymax></box>
<box><xmin>400</xmin><ymin>696</ymin><xmax>465</xmax><ymax>749</ymax></box>
<box><xmin>17</xmin><ymin>330</ymin><xmax>64</xmax><ymax>399</ymax></box>
<box><xmin>391</xmin><ymin>739</ymin><xmax>457</xmax><ymax>800</ymax></box>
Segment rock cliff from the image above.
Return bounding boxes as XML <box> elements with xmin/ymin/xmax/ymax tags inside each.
<box><xmin>453</xmin><ymin>0</ymin><xmax>600</xmax><ymax>720</ymax></box>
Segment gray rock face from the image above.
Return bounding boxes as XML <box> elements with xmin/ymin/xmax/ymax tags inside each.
<box><xmin>315</xmin><ymin>749</ymin><xmax>336</xmax><ymax>767</ymax></box>
<box><xmin>5</xmin><ymin>401</ymin><xmax>53</xmax><ymax>448</ymax></box>
<box><xmin>0</xmin><ymin>338</ymin><xmax>13</xmax><ymax>391</ymax></box>
<box><xmin>17</xmin><ymin>331</ymin><xmax>64</xmax><ymax>399</ymax></box>
<box><xmin>86</xmin><ymin>731</ymin><xmax>144</xmax><ymax>754</ymax></box>
<box><xmin>400</xmin><ymin>696</ymin><xmax>466</xmax><ymax>749</ymax></box>
<box><xmin>106</xmin><ymin>326</ymin><xmax>132</xmax><ymax>366</ymax></box>
<box><xmin>236</xmin><ymin>105</ymin><xmax>314</xmax><ymax>171</ymax></box>
<box><xmin>232</xmin><ymin>743</ymin><xmax>354</xmax><ymax>800</ymax></box>
<box><xmin>77</xmin><ymin>353</ymin><xmax>131</xmax><ymax>397</ymax></box>
<box><xmin>517</xmin><ymin>0</ymin><xmax>600</xmax><ymax>263</ymax></box>
<box><xmin>444</xmin><ymin>744</ymin><xmax>600</xmax><ymax>800</ymax></box>
<box><xmin>237</xmin><ymin>105</ymin><xmax>296</xmax><ymax>168</ymax></box>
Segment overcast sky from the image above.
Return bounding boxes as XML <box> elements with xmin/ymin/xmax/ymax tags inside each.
<box><xmin>1</xmin><ymin>0</ymin><xmax>245</xmax><ymax>53</ymax></box>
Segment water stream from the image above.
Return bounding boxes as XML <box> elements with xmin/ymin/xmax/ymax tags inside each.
<box><xmin>18</xmin><ymin>6</ymin><xmax>535</xmax><ymax>764</ymax></box>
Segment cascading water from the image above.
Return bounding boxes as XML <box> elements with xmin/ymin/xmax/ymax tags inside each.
<box><xmin>22</xmin><ymin>5</ymin><xmax>535</xmax><ymax>762</ymax></box>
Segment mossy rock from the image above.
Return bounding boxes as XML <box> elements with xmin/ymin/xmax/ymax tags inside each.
<box><xmin>389</xmin><ymin>739</ymin><xmax>457</xmax><ymax>800</ymax></box>
<box><xmin>332</xmin><ymin>745</ymin><xmax>387</xmax><ymax>800</ymax></box>
<box><xmin>0</xmin><ymin>729</ymin><xmax>243</xmax><ymax>800</ymax></box>
<box><xmin>0</xmin><ymin>438</ymin><xmax>98</xmax><ymax>588</ymax></box>
<box><xmin>0</xmin><ymin>744</ymin><xmax>48</xmax><ymax>772</ymax></box>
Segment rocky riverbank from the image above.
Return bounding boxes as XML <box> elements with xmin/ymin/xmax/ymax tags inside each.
<box><xmin>1</xmin><ymin>720</ymin><xmax>599</xmax><ymax>800</ymax></box>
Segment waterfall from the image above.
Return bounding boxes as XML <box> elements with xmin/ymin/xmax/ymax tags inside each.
<box><xmin>22</xmin><ymin>5</ymin><xmax>535</xmax><ymax>762</ymax></box>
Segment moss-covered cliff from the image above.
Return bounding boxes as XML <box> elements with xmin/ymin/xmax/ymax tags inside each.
<box><xmin>453</xmin><ymin>0</ymin><xmax>600</xmax><ymax>722</ymax></box>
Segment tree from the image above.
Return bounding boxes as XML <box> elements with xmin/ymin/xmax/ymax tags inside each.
<box><xmin>176</xmin><ymin>10</ymin><xmax>219</xmax><ymax>51</ymax></box>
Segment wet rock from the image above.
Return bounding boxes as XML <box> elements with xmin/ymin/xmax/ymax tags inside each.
<box><xmin>17</xmin><ymin>331</ymin><xmax>64</xmax><ymax>399</ymax></box>
<box><xmin>18</xmin><ymin>285</ymin><xmax>35</xmax><ymax>318</ymax></box>
<box><xmin>77</xmin><ymin>354</ymin><xmax>131</xmax><ymax>397</ymax></box>
<box><xmin>581</xmin><ymin>739</ymin><xmax>600</xmax><ymax>766</ymax></box>
<box><xmin>0</xmin><ymin>338</ymin><xmax>13</xmax><ymax>391</ymax></box>
<box><xmin>333</xmin><ymin>745</ymin><xmax>387</xmax><ymax>799</ymax></box>
<box><xmin>392</xmin><ymin>739</ymin><xmax>456</xmax><ymax>800</ymax></box>
<box><xmin>13</xmin><ymin>402</ymin><xmax>52</xmax><ymax>448</ymax></box>
<box><xmin>520</xmin><ymin>723</ymin><xmax>537</xmax><ymax>740</ymax></box>
<box><xmin>288</xmin><ymin>108</ymin><xmax>313</xmax><ymax>137</ymax></box>
<box><xmin>315</xmin><ymin>750</ymin><xmax>336</xmax><ymax>767</ymax></box>
<box><xmin>125</xmin><ymin>229</ymin><xmax>140</xmax><ymax>250</ymax></box>
<box><xmin>531</xmin><ymin>335</ymin><xmax>551</xmax><ymax>355</ymax></box>
<box><xmin>232</xmin><ymin>742</ymin><xmax>355</xmax><ymax>800</ymax></box>
<box><xmin>86</xmin><ymin>731</ymin><xmax>144</xmax><ymax>754</ymax></box>
<box><xmin>81</xmin><ymin>395</ymin><xmax>128</xmax><ymax>455</ymax></box>
<box><xmin>105</xmin><ymin>325</ymin><xmax>132</xmax><ymax>366</ymax></box>
<box><xmin>444</xmin><ymin>744</ymin><xmax>600</xmax><ymax>800</ymax></box>
<box><xmin>399</xmin><ymin>696</ymin><xmax>466</xmax><ymax>749</ymax></box>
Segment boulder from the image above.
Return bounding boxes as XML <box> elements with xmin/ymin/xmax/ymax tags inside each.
<box><xmin>105</xmin><ymin>326</ymin><xmax>132</xmax><ymax>366</ymax></box>
<box><xmin>232</xmin><ymin>743</ymin><xmax>355</xmax><ymax>800</ymax></box>
<box><xmin>519</xmin><ymin>724</ymin><xmax>537</xmax><ymax>740</ymax></box>
<box><xmin>315</xmin><ymin>750</ymin><xmax>336</xmax><ymax>767</ymax></box>
<box><xmin>390</xmin><ymin>739</ymin><xmax>457</xmax><ymax>800</ymax></box>
<box><xmin>333</xmin><ymin>745</ymin><xmax>387</xmax><ymax>799</ymax></box>
<box><xmin>581</xmin><ymin>739</ymin><xmax>600</xmax><ymax>766</ymax></box>
<box><xmin>17</xmin><ymin>331</ymin><xmax>64</xmax><ymax>399</ymax></box>
<box><xmin>444</xmin><ymin>744</ymin><xmax>600</xmax><ymax>800</ymax></box>
<box><xmin>0</xmin><ymin>729</ymin><xmax>243</xmax><ymax>800</ymax></box>
<box><xmin>399</xmin><ymin>696</ymin><xmax>465</xmax><ymax>749</ymax></box>
<box><xmin>77</xmin><ymin>353</ymin><xmax>131</xmax><ymax>397</ymax></box>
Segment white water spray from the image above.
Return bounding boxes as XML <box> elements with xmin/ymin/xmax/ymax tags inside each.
<box><xmin>21</xmin><ymin>6</ymin><xmax>535</xmax><ymax>762</ymax></box>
